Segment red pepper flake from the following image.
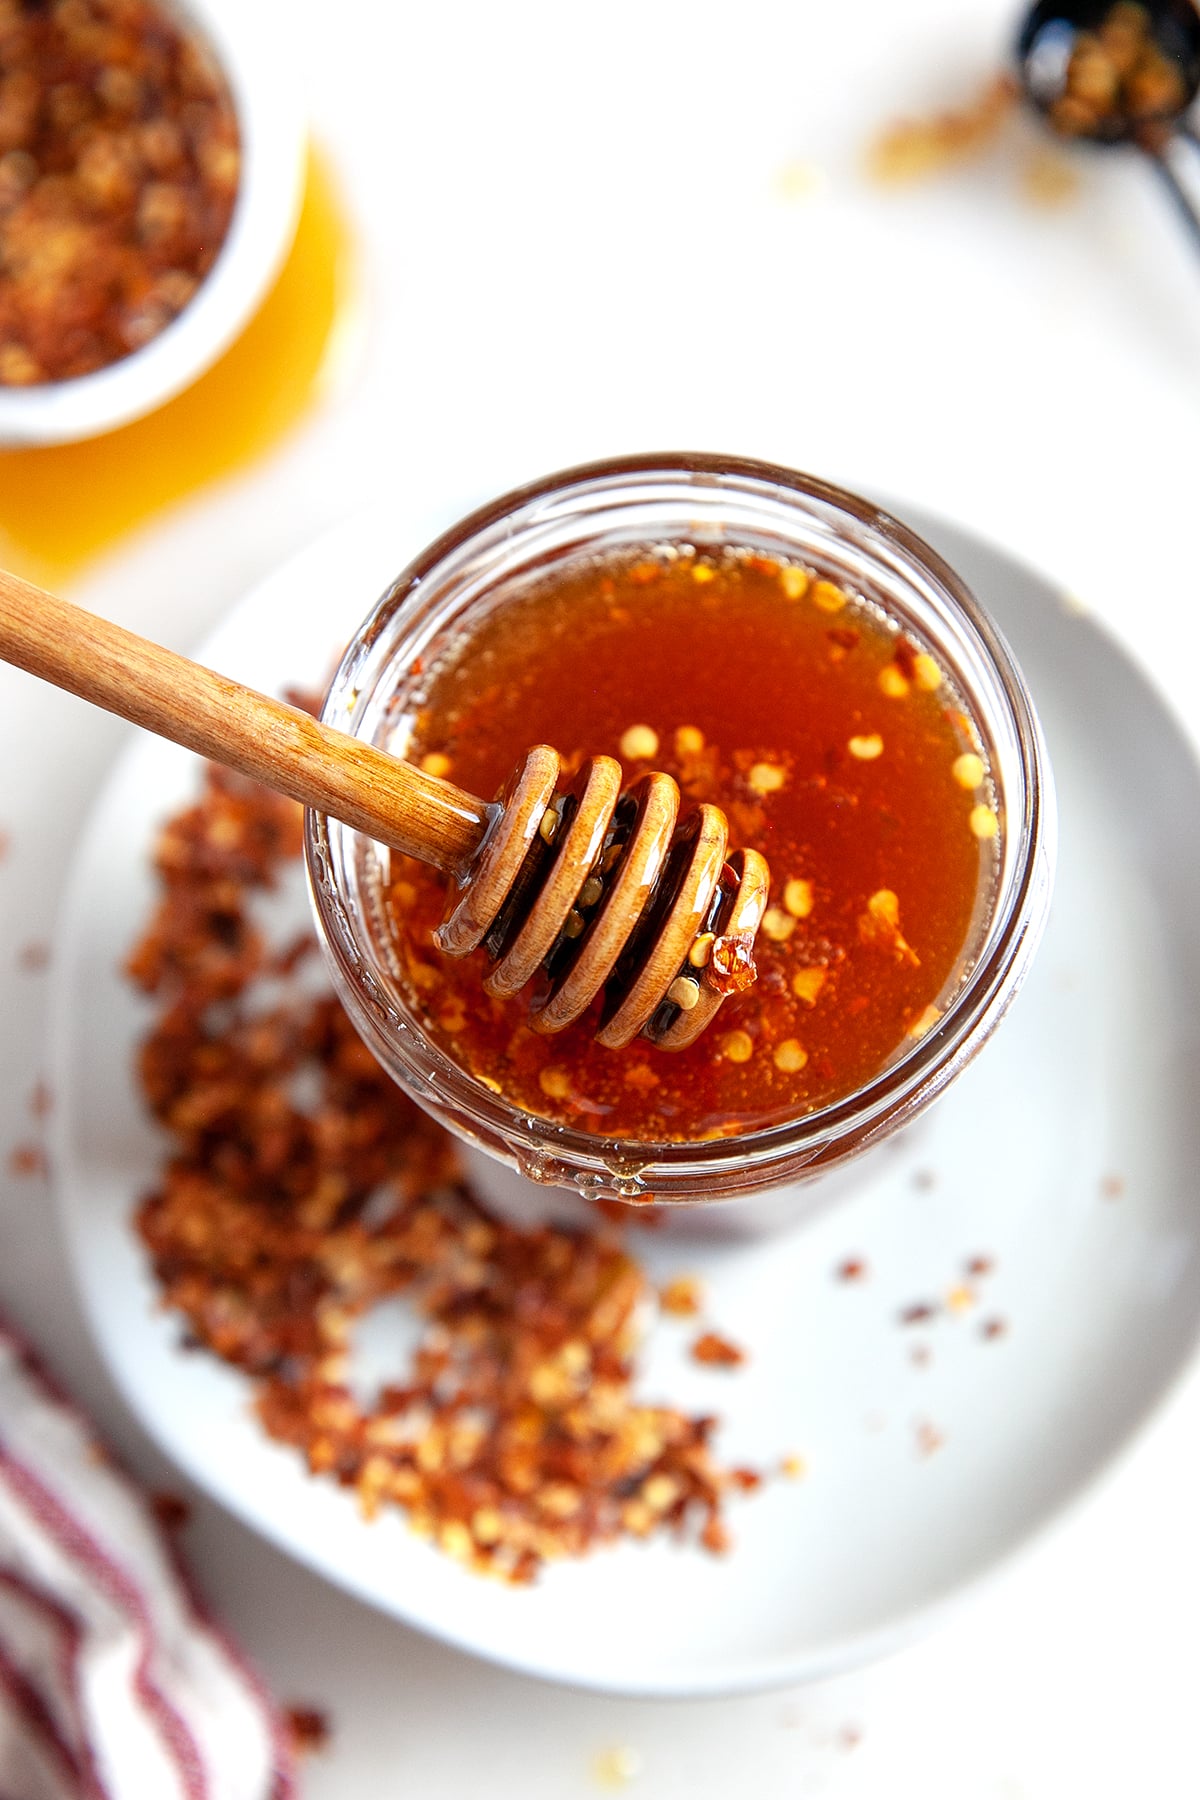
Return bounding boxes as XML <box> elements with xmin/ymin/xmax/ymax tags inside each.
<box><xmin>914</xmin><ymin>1419</ymin><xmax>945</xmax><ymax>1457</ymax></box>
<box><xmin>8</xmin><ymin>1143</ymin><xmax>46</xmax><ymax>1178</ymax></box>
<box><xmin>17</xmin><ymin>942</ymin><xmax>50</xmax><ymax>973</ymax></box>
<box><xmin>835</xmin><ymin>1256</ymin><xmax>868</xmax><ymax>1282</ymax></box>
<box><xmin>699</xmin><ymin>1516</ymin><xmax>732</xmax><ymax>1555</ymax></box>
<box><xmin>593</xmin><ymin>1197</ymin><xmax>664</xmax><ymax>1227</ymax></box>
<box><xmin>284</xmin><ymin>1706</ymin><xmax>331</xmax><ymax>1757</ymax></box>
<box><xmin>281</xmin><ymin>688</ymin><xmax>324</xmax><ymax>719</ymax></box>
<box><xmin>272</xmin><ymin>934</ymin><xmax>316</xmax><ymax>977</ymax></box>
<box><xmin>965</xmin><ymin>1254</ymin><xmax>995</xmax><ymax>1278</ymax></box>
<box><xmin>691</xmin><ymin>1331</ymin><xmax>747</xmax><ymax>1369</ymax></box>
<box><xmin>893</xmin><ymin>638</ymin><xmax>920</xmax><ymax>681</ymax></box>
<box><xmin>149</xmin><ymin>1491</ymin><xmax>192</xmax><ymax>1531</ymax></box>
<box><xmin>730</xmin><ymin>1467</ymin><xmax>761</xmax><ymax>1492</ymax></box>
<box><xmin>980</xmin><ymin>1317</ymin><xmax>1008</xmax><ymax>1341</ymax></box>
<box><xmin>659</xmin><ymin>1276</ymin><xmax>704</xmax><ymax>1317</ymax></box>
<box><xmin>899</xmin><ymin>1302</ymin><xmax>936</xmax><ymax>1326</ymax></box>
<box><xmin>1100</xmin><ymin>1174</ymin><xmax>1125</xmax><ymax>1200</ymax></box>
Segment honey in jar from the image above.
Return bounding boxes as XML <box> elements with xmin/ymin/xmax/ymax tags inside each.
<box><xmin>382</xmin><ymin>545</ymin><xmax>1001</xmax><ymax>1143</ymax></box>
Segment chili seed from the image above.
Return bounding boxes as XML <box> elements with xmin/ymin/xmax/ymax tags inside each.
<box><xmin>848</xmin><ymin>734</ymin><xmax>884</xmax><ymax>760</ymax></box>
<box><xmin>783</xmin><ymin>878</ymin><xmax>814</xmax><ymax>918</ymax></box>
<box><xmin>761</xmin><ymin>906</ymin><xmax>795</xmax><ymax>943</ymax></box>
<box><xmin>747</xmin><ymin>761</ymin><xmax>786</xmax><ymax>795</ymax></box>
<box><xmin>952</xmin><ymin>752</ymin><xmax>985</xmax><ymax>790</ymax></box>
<box><xmin>667</xmin><ymin>975</ymin><xmax>701</xmax><ymax>1011</ymax></box>
<box><xmin>619</xmin><ymin>724</ymin><xmax>659</xmax><ymax>761</ymax></box>
<box><xmin>792</xmin><ymin>967</ymin><xmax>826</xmax><ymax>1005</ymax></box>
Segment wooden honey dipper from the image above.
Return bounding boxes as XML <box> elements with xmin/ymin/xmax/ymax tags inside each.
<box><xmin>0</xmin><ymin>569</ymin><xmax>769</xmax><ymax>1049</ymax></box>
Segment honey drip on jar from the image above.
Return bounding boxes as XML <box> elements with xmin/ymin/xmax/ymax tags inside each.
<box><xmin>0</xmin><ymin>144</ymin><xmax>355</xmax><ymax>584</ymax></box>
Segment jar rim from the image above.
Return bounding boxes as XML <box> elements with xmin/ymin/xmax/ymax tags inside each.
<box><xmin>306</xmin><ymin>455</ymin><xmax>1055</xmax><ymax>1199</ymax></box>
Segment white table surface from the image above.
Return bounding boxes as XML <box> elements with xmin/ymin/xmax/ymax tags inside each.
<box><xmin>3</xmin><ymin>0</ymin><xmax>1200</xmax><ymax>1792</ymax></box>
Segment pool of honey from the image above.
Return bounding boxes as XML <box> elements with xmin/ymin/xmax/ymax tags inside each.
<box><xmin>0</xmin><ymin>144</ymin><xmax>353</xmax><ymax>584</ymax></box>
<box><xmin>385</xmin><ymin>548</ymin><xmax>999</xmax><ymax>1142</ymax></box>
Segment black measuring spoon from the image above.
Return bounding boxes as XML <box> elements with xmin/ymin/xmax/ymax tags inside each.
<box><xmin>1017</xmin><ymin>0</ymin><xmax>1200</xmax><ymax>250</ymax></box>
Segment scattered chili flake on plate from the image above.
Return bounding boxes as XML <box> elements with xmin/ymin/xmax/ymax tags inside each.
<box><xmin>125</xmin><ymin>762</ymin><xmax>760</xmax><ymax>1582</ymax></box>
<box><xmin>8</xmin><ymin>1142</ymin><xmax>46</xmax><ymax>1177</ymax></box>
<box><xmin>690</xmin><ymin>1330</ymin><xmax>747</xmax><ymax>1369</ymax></box>
<box><xmin>659</xmin><ymin>1275</ymin><xmax>704</xmax><ymax>1317</ymax></box>
<box><xmin>914</xmin><ymin>1419</ymin><xmax>945</xmax><ymax>1458</ymax></box>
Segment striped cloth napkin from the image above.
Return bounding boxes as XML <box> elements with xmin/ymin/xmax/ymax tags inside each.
<box><xmin>0</xmin><ymin>1321</ymin><xmax>296</xmax><ymax>1800</ymax></box>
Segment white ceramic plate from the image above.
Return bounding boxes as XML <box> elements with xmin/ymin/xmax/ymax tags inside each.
<box><xmin>48</xmin><ymin>499</ymin><xmax>1200</xmax><ymax>1696</ymax></box>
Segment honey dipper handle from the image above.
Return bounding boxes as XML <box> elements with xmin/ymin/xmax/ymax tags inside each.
<box><xmin>0</xmin><ymin>567</ymin><xmax>492</xmax><ymax>876</ymax></box>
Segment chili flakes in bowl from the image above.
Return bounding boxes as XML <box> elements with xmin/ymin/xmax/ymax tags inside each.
<box><xmin>0</xmin><ymin>0</ymin><xmax>239</xmax><ymax>387</ymax></box>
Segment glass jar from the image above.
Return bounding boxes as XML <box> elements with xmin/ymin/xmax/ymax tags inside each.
<box><xmin>306</xmin><ymin>455</ymin><xmax>1054</xmax><ymax>1220</ymax></box>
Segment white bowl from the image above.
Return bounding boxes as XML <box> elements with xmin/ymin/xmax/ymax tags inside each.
<box><xmin>0</xmin><ymin>0</ymin><xmax>306</xmax><ymax>448</ymax></box>
<box><xmin>47</xmin><ymin>498</ymin><xmax>1200</xmax><ymax>1695</ymax></box>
